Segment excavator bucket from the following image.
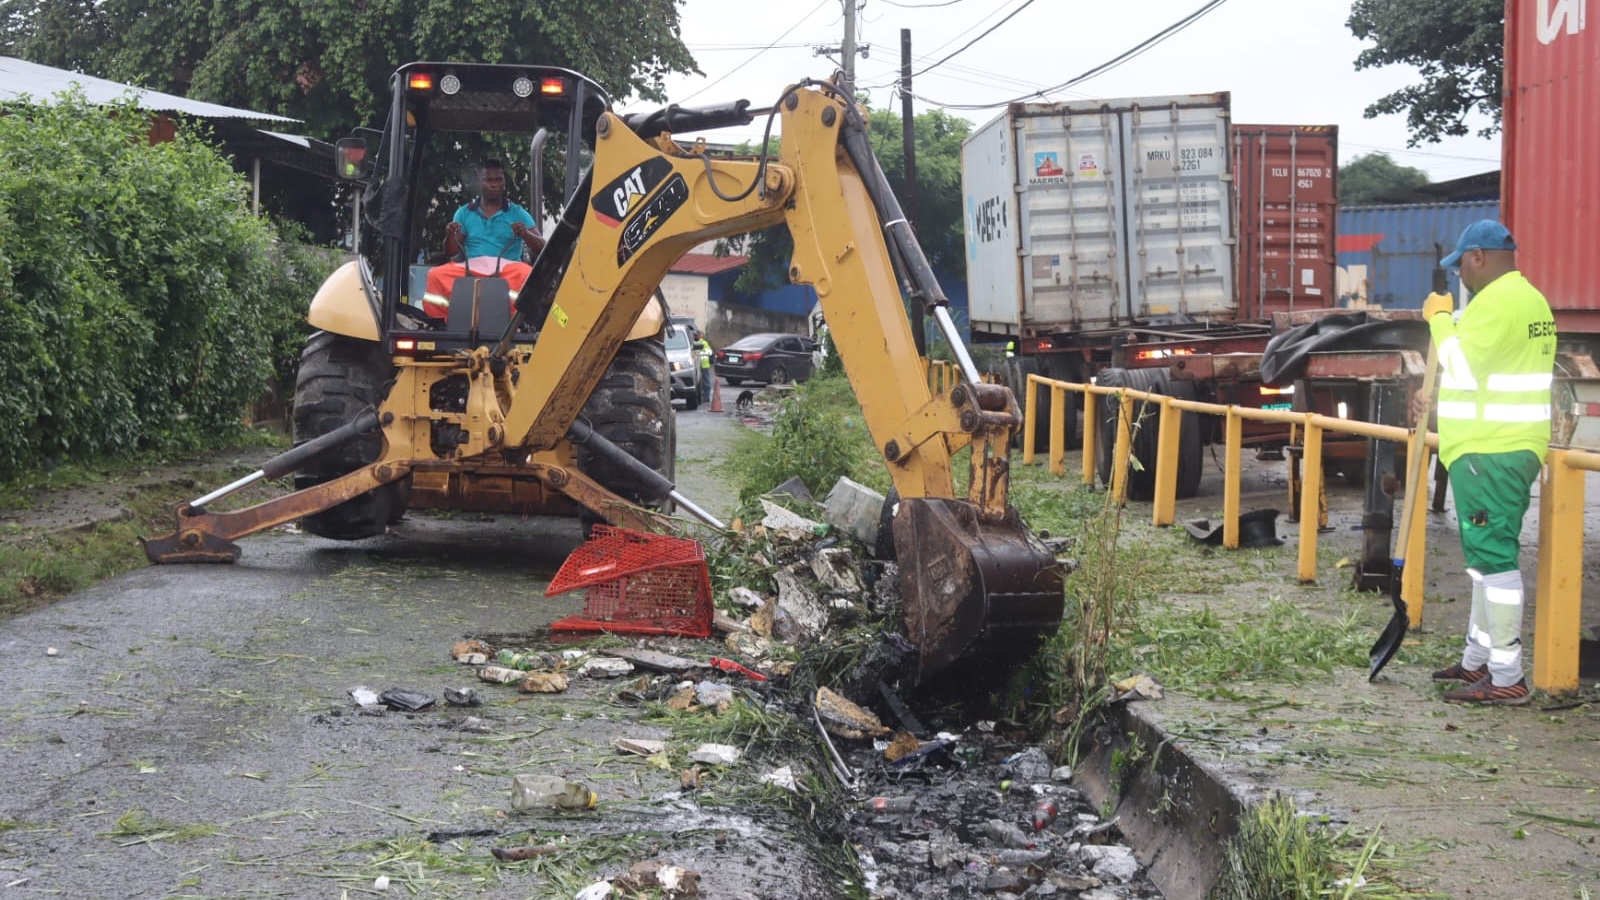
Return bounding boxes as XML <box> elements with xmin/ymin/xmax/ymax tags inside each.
<box><xmin>892</xmin><ymin>497</ymin><xmax>1065</xmax><ymax>686</ymax></box>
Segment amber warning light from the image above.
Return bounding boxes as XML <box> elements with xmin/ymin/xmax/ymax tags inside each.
<box><xmin>407</xmin><ymin>72</ymin><xmax>434</xmax><ymax>91</ymax></box>
<box><xmin>540</xmin><ymin>77</ymin><xmax>566</xmax><ymax>96</ymax></box>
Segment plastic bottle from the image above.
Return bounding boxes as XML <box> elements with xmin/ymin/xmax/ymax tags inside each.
<box><xmin>863</xmin><ymin>796</ymin><xmax>915</xmax><ymax>814</ymax></box>
<box><xmin>1031</xmin><ymin>799</ymin><xmax>1059</xmax><ymax>831</ymax></box>
<box><xmin>477</xmin><ymin>665</ymin><xmax>525</xmax><ymax>684</ymax></box>
<box><xmin>494</xmin><ymin>649</ymin><xmax>549</xmax><ymax>671</ymax></box>
<box><xmin>511</xmin><ymin>774</ymin><xmax>597</xmax><ymax>811</ymax></box>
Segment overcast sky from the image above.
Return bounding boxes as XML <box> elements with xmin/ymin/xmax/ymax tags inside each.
<box><xmin>615</xmin><ymin>0</ymin><xmax>1501</xmax><ymax>182</ymax></box>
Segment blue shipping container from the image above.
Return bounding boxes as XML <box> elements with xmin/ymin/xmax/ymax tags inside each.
<box><xmin>1336</xmin><ymin>200</ymin><xmax>1500</xmax><ymax>309</ymax></box>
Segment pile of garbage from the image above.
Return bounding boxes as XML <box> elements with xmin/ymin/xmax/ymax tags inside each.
<box><xmin>375</xmin><ymin>471</ymin><xmax>1150</xmax><ymax>898</ymax></box>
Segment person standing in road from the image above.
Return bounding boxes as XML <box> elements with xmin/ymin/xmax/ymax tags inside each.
<box><xmin>1422</xmin><ymin>220</ymin><xmax>1556</xmax><ymax>705</ymax></box>
<box><xmin>693</xmin><ymin>330</ymin><xmax>715</xmax><ymax>406</ymax></box>
<box><xmin>422</xmin><ymin>160</ymin><xmax>543</xmax><ymax>319</ymax></box>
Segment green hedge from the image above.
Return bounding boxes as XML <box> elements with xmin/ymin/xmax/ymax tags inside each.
<box><xmin>0</xmin><ymin>93</ymin><xmax>330</xmax><ymax>480</ymax></box>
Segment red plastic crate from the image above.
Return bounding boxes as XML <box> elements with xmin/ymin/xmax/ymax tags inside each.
<box><xmin>545</xmin><ymin>526</ymin><xmax>713</xmax><ymax>638</ymax></box>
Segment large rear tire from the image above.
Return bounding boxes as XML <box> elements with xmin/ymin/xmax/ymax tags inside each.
<box><xmin>1095</xmin><ymin>367</ymin><xmax>1203</xmax><ymax>500</ymax></box>
<box><xmin>291</xmin><ymin>332</ymin><xmax>406</xmax><ymax>540</ymax></box>
<box><xmin>578</xmin><ymin>339</ymin><xmax>676</xmax><ymax>516</ymax></box>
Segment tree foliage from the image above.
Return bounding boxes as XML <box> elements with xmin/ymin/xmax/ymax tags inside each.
<box><xmin>727</xmin><ymin>107</ymin><xmax>971</xmax><ymax>296</ymax></box>
<box><xmin>0</xmin><ymin>0</ymin><xmax>699</xmax><ymax>140</ymax></box>
<box><xmin>1338</xmin><ymin>152</ymin><xmax>1431</xmax><ymax>205</ymax></box>
<box><xmin>0</xmin><ymin>95</ymin><xmax>330</xmax><ymax>479</ymax></box>
<box><xmin>1347</xmin><ymin>0</ymin><xmax>1503</xmax><ymax>145</ymax></box>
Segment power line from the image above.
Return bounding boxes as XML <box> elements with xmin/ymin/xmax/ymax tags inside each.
<box><xmin>878</xmin><ymin>0</ymin><xmax>971</xmax><ymax>7</ymax></box>
<box><xmin>911</xmin><ymin>0</ymin><xmax>1038</xmax><ymax>78</ymax></box>
<box><xmin>912</xmin><ymin>0</ymin><xmax>1233</xmax><ymax>111</ymax></box>
<box><xmin>677</xmin><ymin>0</ymin><xmax>831</xmax><ymax>104</ymax></box>
<box><xmin>1343</xmin><ymin>142</ymin><xmax>1499</xmax><ymax>164</ymax></box>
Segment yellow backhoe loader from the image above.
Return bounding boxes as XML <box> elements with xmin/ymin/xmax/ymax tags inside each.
<box><xmin>143</xmin><ymin>63</ymin><xmax>1063</xmax><ymax>684</ymax></box>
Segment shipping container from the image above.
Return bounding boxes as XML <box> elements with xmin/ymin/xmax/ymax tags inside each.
<box><xmin>1335</xmin><ymin>200</ymin><xmax>1499</xmax><ymax>309</ymax></box>
<box><xmin>1231</xmin><ymin>125</ymin><xmax>1338</xmax><ymax>321</ymax></box>
<box><xmin>963</xmin><ymin>93</ymin><xmax>1235</xmax><ymax>338</ymax></box>
<box><xmin>1504</xmin><ymin>0</ymin><xmax>1599</xmax><ymax>334</ymax></box>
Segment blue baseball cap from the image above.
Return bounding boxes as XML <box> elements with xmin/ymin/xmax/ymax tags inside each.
<box><xmin>1441</xmin><ymin>220</ymin><xmax>1517</xmax><ymax>268</ymax></box>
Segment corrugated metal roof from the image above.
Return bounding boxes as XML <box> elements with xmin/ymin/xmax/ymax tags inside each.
<box><xmin>0</xmin><ymin>56</ymin><xmax>297</xmax><ymax>123</ymax></box>
<box><xmin>670</xmin><ymin>253</ymin><xmax>748</xmax><ymax>276</ymax></box>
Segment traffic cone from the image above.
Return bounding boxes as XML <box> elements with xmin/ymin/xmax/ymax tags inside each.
<box><xmin>708</xmin><ymin>375</ymin><xmax>723</xmax><ymax>412</ymax></box>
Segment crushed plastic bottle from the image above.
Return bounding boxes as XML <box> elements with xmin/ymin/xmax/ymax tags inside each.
<box><xmin>1031</xmin><ymin>799</ymin><xmax>1059</xmax><ymax>831</ymax></box>
<box><xmin>862</xmin><ymin>796</ymin><xmax>914</xmax><ymax>814</ymax></box>
<box><xmin>510</xmin><ymin>774</ymin><xmax>597</xmax><ymax>811</ymax></box>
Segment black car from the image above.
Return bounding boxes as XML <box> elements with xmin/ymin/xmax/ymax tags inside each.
<box><xmin>712</xmin><ymin>332</ymin><xmax>818</xmax><ymax>385</ymax></box>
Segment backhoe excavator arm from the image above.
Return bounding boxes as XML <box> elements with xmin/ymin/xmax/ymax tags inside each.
<box><xmin>498</xmin><ymin>81</ymin><xmax>1061</xmax><ymax>683</ymax></box>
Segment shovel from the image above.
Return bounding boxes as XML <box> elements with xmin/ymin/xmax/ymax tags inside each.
<box><xmin>1369</xmin><ymin>262</ymin><xmax>1446</xmax><ymax>680</ymax></box>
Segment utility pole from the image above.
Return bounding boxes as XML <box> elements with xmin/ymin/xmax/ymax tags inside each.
<box><xmin>842</xmin><ymin>0</ymin><xmax>858</xmax><ymax>94</ymax></box>
<box><xmin>901</xmin><ymin>27</ymin><xmax>926</xmax><ymax>356</ymax></box>
<box><xmin>814</xmin><ymin>2</ymin><xmax>868</xmax><ymax>93</ymax></box>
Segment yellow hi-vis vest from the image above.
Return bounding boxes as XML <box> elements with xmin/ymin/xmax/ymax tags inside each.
<box><xmin>1429</xmin><ymin>270</ymin><xmax>1556</xmax><ymax>469</ymax></box>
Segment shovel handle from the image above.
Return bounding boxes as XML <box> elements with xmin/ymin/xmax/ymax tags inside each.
<box><xmin>1395</xmin><ymin>340</ymin><xmax>1440</xmax><ymax>564</ymax></box>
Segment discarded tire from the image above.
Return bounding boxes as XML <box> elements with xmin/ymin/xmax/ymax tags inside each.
<box><xmin>577</xmin><ymin>338</ymin><xmax>676</xmax><ymax>515</ymax></box>
<box><xmin>1095</xmin><ymin>367</ymin><xmax>1203</xmax><ymax>501</ymax></box>
<box><xmin>291</xmin><ymin>331</ymin><xmax>407</xmax><ymax>539</ymax></box>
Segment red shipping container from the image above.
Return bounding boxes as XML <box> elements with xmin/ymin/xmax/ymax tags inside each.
<box><xmin>1231</xmin><ymin>125</ymin><xmax>1339</xmax><ymax>321</ymax></box>
<box><xmin>1504</xmin><ymin>0</ymin><xmax>1599</xmax><ymax>334</ymax></box>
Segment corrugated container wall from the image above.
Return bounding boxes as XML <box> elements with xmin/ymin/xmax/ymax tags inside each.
<box><xmin>1231</xmin><ymin>125</ymin><xmax>1338</xmax><ymax>320</ymax></box>
<box><xmin>1335</xmin><ymin>201</ymin><xmax>1500</xmax><ymax>309</ymax></box>
<box><xmin>1504</xmin><ymin>0</ymin><xmax>1599</xmax><ymax>332</ymax></box>
<box><xmin>963</xmin><ymin>93</ymin><xmax>1235</xmax><ymax>337</ymax></box>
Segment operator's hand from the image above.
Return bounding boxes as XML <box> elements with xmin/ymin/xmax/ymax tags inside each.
<box><xmin>511</xmin><ymin>222</ymin><xmax>527</xmax><ymax>238</ymax></box>
<box><xmin>1410</xmin><ymin>388</ymin><xmax>1433</xmax><ymax>428</ymax></box>
<box><xmin>1422</xmin><ymin>292</ymin><xmax>1454</xmax><ymax>321</ymax></box>
<box><xmin>446</xmin><ymin>221</ymin><xmax>463</xmax><ymax>236</ymax></box>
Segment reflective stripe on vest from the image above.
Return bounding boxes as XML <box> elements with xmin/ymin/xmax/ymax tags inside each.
<box><xmin>1437</xmin><ymin>400</ymin><xmax>1551</xmax><ymax>423</ymax></box>
<box><xmin>1486</xmin><ymin>372</ymin><xmax>1552</xmax><ymax>392</ymax></box>
<box><xmin>1438</xmin><ymin>336</ymin><xmax>1479</xmax><ymax>391</ymax></box>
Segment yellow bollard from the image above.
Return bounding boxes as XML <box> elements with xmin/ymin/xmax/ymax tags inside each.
<box><xmin>1081</xmin><ymin>387</ymin><xmax>1098</xmax><ymax>485</ymax></box>
<box><xmin>1223</xmin><ymin>410</ymin><xmax>1242</xmax><ymax>549</ymax></box>
<box><xmin>1152</xmin><ymin>398</ymin><xmax>1179</xmax><ymax>527</ymax></box>
<box><xmin>1401</xmin><ymin>441</ymin><xmax>1430</xmax><ymax>628</ymax></box>
<box><xmin>1022</xmin><ymin>375</ymin><xmax>1038</xmax><ymax>466</ymax></box>
<box><xmin>1533</xmin><ymin>452</ymin><xmax>1584</xmax><ymax>693</ymax></box>
<box><xmin>1049</xmin><ymin>384</ymin><xmax>1067</xmax><ymax>477</ymax></box>
<box><xmin>1110</xmin><ymin>393</ymin><xmax>1134</xmax><ymax>505</ymax></box>
<box><xmin>1297</xmin><ymin>423</ymin><xmax>1323</xmax><ymax>583</ymax></box>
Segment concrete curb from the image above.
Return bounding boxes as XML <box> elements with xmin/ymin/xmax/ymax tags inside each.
<box><xmin>1075</xmin><ymin>702</ymin><xmax>1255</xmax><ymax>900</ymax></box>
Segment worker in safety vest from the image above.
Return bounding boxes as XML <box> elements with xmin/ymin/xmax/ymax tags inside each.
<box><xmin>1421</xmin><ymin>220</ymin><xmax>1555</xmax><ymax>705</ymax></box>
<box><xmin>693</xmin><ymin>331</ymin><xmax>714</xmax><ymax>405</ymax></box>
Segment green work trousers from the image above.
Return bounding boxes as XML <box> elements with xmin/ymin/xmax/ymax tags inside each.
<box><xmin>1448</xmin><ymin>450</ymin><xmax>1542</xmax><ymax>575</ymax></box>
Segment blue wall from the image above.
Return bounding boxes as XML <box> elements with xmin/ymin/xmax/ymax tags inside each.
<box><xmin>1337</xmin><ymin>201</ymin><xmax>1500</xmax><ymax>309</ymax></box>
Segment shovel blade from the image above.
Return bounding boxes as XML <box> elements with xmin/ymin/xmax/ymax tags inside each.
<box><xmin>1367</xmin><ymin>565</ymin><xmax>1409</xmax><ymax>681</ymax></box>
<box><xmin>892</xmin><ymin>498</ymin><xmax>1064</xmax><ymax>686</ymax></box>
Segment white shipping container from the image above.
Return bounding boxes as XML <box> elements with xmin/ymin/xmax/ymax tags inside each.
<box><xmin>962</xmin><ymin>93</ymin><xmax>1236</xmax><ymax>337</ymax></box>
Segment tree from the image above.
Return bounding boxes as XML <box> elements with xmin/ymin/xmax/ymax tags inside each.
<box><xmin>0</xmin><ymin>0</ymin><xmax>699</xmax><ymax>140</ymax></box>
<box><xmin>1347</xmin><ymin>0</ymin><xmax>1503</xmax><ymax>146</ymax></box>
<box><xmin>1338</xmin><ymin>153</ymin><xmax>1431</xmax><ymax>205</ymax></box>
<box><xmin>726</xmin><ymin>106</ymin><xmax>971</xmax><ymax>295</ymax></box>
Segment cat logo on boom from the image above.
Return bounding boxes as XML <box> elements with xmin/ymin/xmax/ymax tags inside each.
<box><xmin>592</xmin><ymin>158</ymin><xmax>673</xmax><ymax>227</ymax></box>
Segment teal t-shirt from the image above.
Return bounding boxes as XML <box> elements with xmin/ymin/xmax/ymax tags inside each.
<box><xmin>454</xmin><ymin>200</ymin><xmax>536</xmax><ymax>260</ymax></box>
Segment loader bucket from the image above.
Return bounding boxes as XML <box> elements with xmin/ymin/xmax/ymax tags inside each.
<box><xmin>892</xmin><ymin>497</ymin><xmax>1065</xmax><ymax>686</ymax></box>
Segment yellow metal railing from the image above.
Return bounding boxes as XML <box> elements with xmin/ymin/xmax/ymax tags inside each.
<box><xmin>1021</xmin><ymin>372</ymin><xmax>1591</xmax><ymax>694</ymax></box>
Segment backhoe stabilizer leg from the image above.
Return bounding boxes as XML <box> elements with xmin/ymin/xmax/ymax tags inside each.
<box><xmin>892</xmin><ymin>497</ymin><xmax>1065</xmax><ymax>686</ymax></box>
<box><xmin>141</xmin><ymin>461</ymin><xmax>412</xmax><ymax>564</ymax></box>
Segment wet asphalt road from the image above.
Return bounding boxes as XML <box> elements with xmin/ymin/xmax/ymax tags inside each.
<box><xmin>0</xmin><ymin>404</ymin><xmax>843</xmax><ymax>899</ymax></box>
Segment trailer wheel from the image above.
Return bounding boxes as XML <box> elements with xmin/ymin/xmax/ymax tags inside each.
<box><xmin>577</xmin><ymin>338</ymin><xmax>676</xmax><ymax>522</ymax></box>
<box><xmin>291</xmin><ymin>331</ymin><xmax>407</xmax><ymax>540</ymax></box>
<box><xmin>1011</xmin><ymin>355</ymin><xmax>1076</xmax><ymax>452</ymax></box>
<box><xmin>1095</xmin><ymin>368</ymin><xmax>1203</xmax><ymax>500</ymax></box>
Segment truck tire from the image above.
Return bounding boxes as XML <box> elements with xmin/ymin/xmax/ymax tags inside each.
<box><xmin>1095</xmin><ymin>368</ymin><xmax>1203</xmax><ymax>500</ymax></box>
<box><xmin>578</xmin><ymin>338</ymin><xmax>676</xmax><ymax>514</ymax></box>
<box><xmin>291</xmin><ymin>332</ymin><xmax>406</xmax><ymax>540</ymax></box>
<box><xmin>1011</xmin><ymin>354</ymin><xmax>1078</xmax><ymax>453</ymax></box>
